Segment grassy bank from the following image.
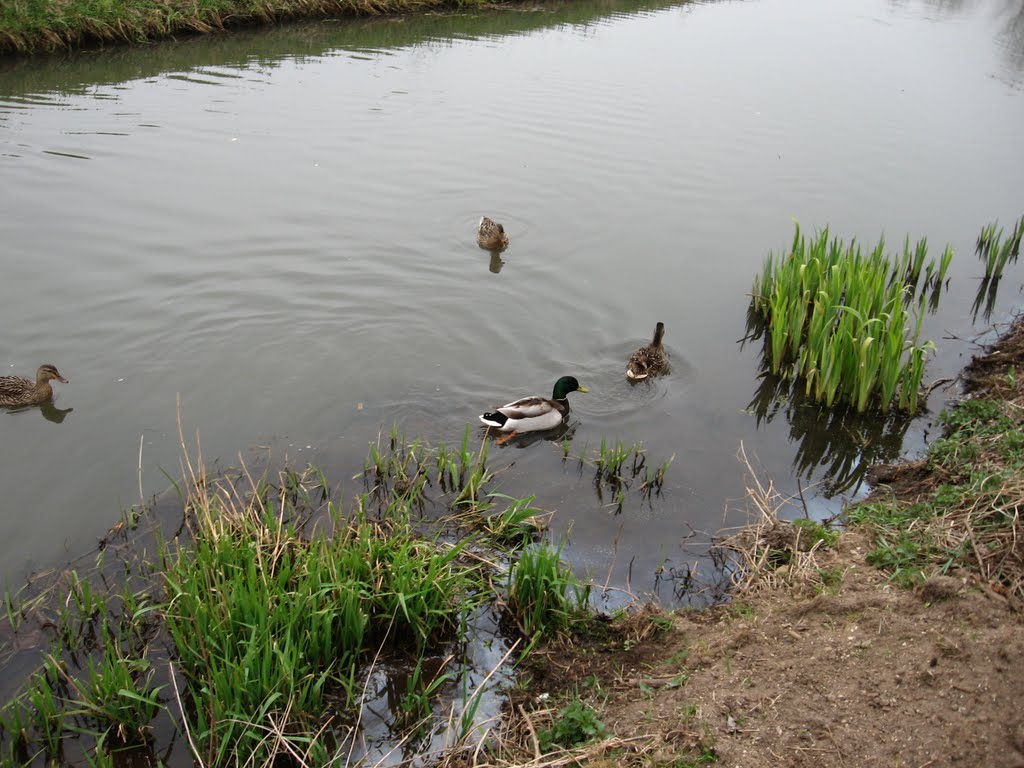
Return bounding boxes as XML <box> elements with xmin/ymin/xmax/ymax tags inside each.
<box><xmin>848</xmin><ymin>316</ymin><xmax>1024</xmax><ymax>600</ymax></box>
<box><xmin>0</xmin><ymin>0</ymin><xmax>499</xmax><ymax>56</ymax></box>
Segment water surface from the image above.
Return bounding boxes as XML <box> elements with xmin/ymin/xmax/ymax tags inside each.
<box><xmin>1</xmin><ymin>0</ymin><xmax>1023</xmax><ymax>605</ymax></box>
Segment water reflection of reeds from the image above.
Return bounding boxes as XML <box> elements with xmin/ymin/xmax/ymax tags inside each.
<box><xmin>746</xmin><ymin>365</ymin><xmax>914</xmax><ymax>497</ymax></box>
<box><xmin>742</xmin><ymin>304</ymin><xmax>915</xmax><ymax>499</ymax></box>
<box><xmin>971</xmin><ymin>214</ymin><xmax>1024</xmax><ymax>324</ymax></box>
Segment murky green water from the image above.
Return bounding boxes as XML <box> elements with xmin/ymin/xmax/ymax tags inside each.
<box><xmin>1</xmin><ymin>0</ymin><xmax>1023</xmax><ymax>607</ymax></box>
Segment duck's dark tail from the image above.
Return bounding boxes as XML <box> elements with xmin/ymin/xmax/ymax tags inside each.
<box><xmin>651</xmin><ymin>321</ymin><xmax>666</xmax><ymax>347</ymax></box>
<box><xmin>480</xmin><ymin>411</ymin><xmax>508</xmax><ymax>428</ymax></box>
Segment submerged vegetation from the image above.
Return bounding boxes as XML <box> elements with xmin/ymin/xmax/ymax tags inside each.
<box><xmin>750</xmin><ymin>223</ymin><xmax>951</xmax><ymax>414</ymax></box>
<box><xmin>0</xmin><ymin>426</ymin><xmax>673</xmax><ymax>766</ymax></box>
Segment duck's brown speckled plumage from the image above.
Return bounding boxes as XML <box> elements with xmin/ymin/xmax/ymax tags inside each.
<box><xmin>626</xmin><ymin>323</ymin><xmax>668</xmax><ymax>381</ymax></box>
<box><xmin>477</xmin><ymin>216</ymin><xmax>509</xmax><ymax>251</ymax></box>
<box><xmin>0</xmin><ymin>364</ymin><xmax>68</xmax><ymax>407</ymax></box>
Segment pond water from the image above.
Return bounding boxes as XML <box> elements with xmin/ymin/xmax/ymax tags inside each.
<box><xmin>1</xmin><ymin>0</ymin><xmax>1023</xmax><ymax>609</ymax></box>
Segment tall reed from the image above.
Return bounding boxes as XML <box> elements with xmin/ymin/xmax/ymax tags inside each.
<box><xmin>750</xmin><ymin>224</ymin><xmax>944</xmax><ymax>413</ymax></box>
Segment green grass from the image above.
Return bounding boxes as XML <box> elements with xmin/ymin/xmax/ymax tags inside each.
<box><xmin>564</xmin><ymin>439</ymin><xmax>674</xmax><ymax>514</ymax></box>
<box><xmin>846</xmin><ymin>392</ymin><xmax>1024</xmax><ymax>594</ymax></box>
<box><xmin>0</xmin><ymin>0</ymin><xmax>498</xmax><ymax>54</ymax></box>
<box><xmin>537</xmin><ymin>696</ymin><xmax>607</xmax><ymax>752</ymax></box>
<box><xmin>750</xmin><ymin>223</ymin><xmax>948</xmax><ymax>413</ymax></box>
<box><xmin>161</xmin><ymin>471</ymin><xmax>482</xmax><ymax>764</ymax></box>
<box><xmin>0</xmin><ymin>427</ymin><xmax>611</xmax><ymax>765</ymax></box>
<box><xmin>791</xmin><ymin>518</ymin><xmax>839</xmax><ymax>548</ymax></box>
<box><xmin>507</xmin><ymin>542</ymin><xmax>591</xmax><ymax>639</ymax></box>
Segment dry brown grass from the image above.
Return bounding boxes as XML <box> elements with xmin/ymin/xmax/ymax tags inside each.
<box><xmin>714</xmin><ymin>444</ymin><xmax>839</xmax><ymax>596</ymax></box>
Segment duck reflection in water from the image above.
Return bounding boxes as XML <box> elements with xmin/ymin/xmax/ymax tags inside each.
<box><xmin>4</xmin><ymin>400</ymin><xmax>74</xmax><ymax>424</ymax></box>
<box><xmin>484</xmin><ymin>420</ymin><xmax>576</xmax><ymax>450</ymax></box>
<box><xmin>38</xmin><ymin>401</ymin><xmax>74</xmax><ymax>424</ymax></box>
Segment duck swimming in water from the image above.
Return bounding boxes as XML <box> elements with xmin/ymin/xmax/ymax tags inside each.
<box><xmin>477</xmin><ymin>216</ymin><xmax>509</xmax><ymax>251</ymax></box>
<box><xmin>479</xmin><ymin>376</ymin><xmax>588</xmax><ymax>444</ymax></box>
<box><xmin>626</xmin><ymin>323</ymin><xmax>668</xmax><ymax>381</ymax></box>
<box><xmin>0</xmin><ymin>364</ymin><xmax>69</xmax><ymax>407</ymax></box>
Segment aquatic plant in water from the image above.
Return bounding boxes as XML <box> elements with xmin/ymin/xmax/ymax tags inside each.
<box><xmin>750</xmin><ymin>223</ymin><xmax>949</xmax><ymax>413</ymax></box>
<box><xmin>0</xmin><ymin>425</ymin><xmax>613</xmax><ymax>767</ymax></box>
<box><xmin>971</xmin><ymin>215</ymin><xmax>1024</xmax><ymax>323</ymax></box>
<box><xmin>976</xmin><ymin>215</ymin><xmax>1023</xmax><ymax>281</ymax></box>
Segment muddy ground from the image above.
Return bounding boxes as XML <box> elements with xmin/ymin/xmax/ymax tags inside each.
<box><xmin>508</xmin><ymin>319</ymin><xmax>1024</xmax><ymax>768</ymax></box>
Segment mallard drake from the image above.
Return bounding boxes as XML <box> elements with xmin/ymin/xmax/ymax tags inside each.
<box><xmin>477</xmin><ymin>216</ymin><xmax>509</xmax><ymax>251</ymax></box>
<box><xmin>480</xmin><ymin>376</ymin><xmax>588</xmax><ymax>444</ymax></box>
<box><xmin>626</xmin><ymin>322</ymin><xmax>668</xmax><ymax>381</ymax></box>
<box><xmin>0</xmin><ymin>364</ymin><xmax>68</xmax><ymax>407</ymax></box>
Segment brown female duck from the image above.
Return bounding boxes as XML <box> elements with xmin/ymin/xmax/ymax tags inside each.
<box><xmin>626</xmin><ymin>322</ymin><xmax>668</xmax><ymax>381</ymax></box>
<box><xmin>477</xmin><ymin>216</ymin><xmax>509</xmax><ymax>251</ymax></box>
<box><xmin>0</xmin><ymin>364</ymin><xmax>69</xmax><ymax>407</ymax></box>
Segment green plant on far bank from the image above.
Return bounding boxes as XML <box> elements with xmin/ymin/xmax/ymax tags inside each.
<box><xmin>507</xmin><ymin>542</ymin><xmax>591</xmax><ymax>639</ymax></box>
<box><xmin>846</xmin><ymin>393</ymin><xmax>1024</xmax><ymax>595</ymax></box>
<box><xmin>0</xmin><ymin>0</ymin><xmax>502</xmax><ymax>55</ymax></box>
<box><xmin>750</xmin><ymin>223</ymin><xmax>949</xmax><ymax>413</ymax></box>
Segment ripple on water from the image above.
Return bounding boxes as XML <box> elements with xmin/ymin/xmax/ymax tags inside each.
<box><xmin>565</xmin><ymin>342</ymin><xmax>692</xmax><ymax>419</ymax></box>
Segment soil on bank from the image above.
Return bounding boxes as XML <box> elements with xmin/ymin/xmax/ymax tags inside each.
<box><xmin>511</xmin><ymin>318</ymin><xmax>1024</xmax><ymax>768</ymax></box>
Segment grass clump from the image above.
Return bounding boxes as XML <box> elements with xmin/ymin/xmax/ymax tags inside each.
<box><xmin>971</xmin><ymin>215</ymin><xmax>1024</xmax><ymax>322</ymax></box>
<box><xmin>162</xmin><ymin>464</ymin><xmax>482</xmax><ymax>765</ymax></box>
<box><xmin>564</xmin><ymin>439</ymin><xmax>674</xmax><ymax>514</ymax></box>
<box><xmin>750</xmin><ymin>223</ymin><xmax>950</xmax><ymax>413</ymax></box>
<box><xmin>507</xmin><ymin>542</ymin><xmax>590</xmax><ymax>639</ymax></box>
<box><xmin>716</xmin><ymin>445</ymin><xmax>842</xmax><ymax>595</ymax></box>
<box><xmin>0</xmin><ymin>566</ymin><xmax>164</xmax><ymax>766</ymax></box>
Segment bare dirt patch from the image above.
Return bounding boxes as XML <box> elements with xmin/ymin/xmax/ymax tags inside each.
<box><xmin>595</xmin><ymin>533</ymin><xmax>1024</xmax><ymax>767</ymax></box>
<box><xmin>504</xmin><ymin>531</ymin><xmax>1024</xmax><ymax>768</ymax></box>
